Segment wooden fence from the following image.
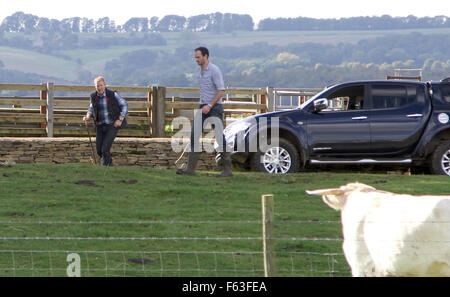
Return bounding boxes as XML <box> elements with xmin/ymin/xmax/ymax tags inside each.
<box><xmin>0</xmin><ymin>83</ymin><xmax>269</xmax><ymax>138</ymax></box>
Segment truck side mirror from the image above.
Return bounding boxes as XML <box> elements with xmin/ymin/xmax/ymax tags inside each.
<box><xmin>314</xmin><ymin>98</ymin><xmax>329</xmax><ymax>112</ymax></box>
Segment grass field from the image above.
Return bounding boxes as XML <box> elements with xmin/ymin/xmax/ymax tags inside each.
<box><xmin>0</xmin><ymin>163</ymin><xmax>449</xmax><ymax>277</ymax></box>
<box><xmin>0</xmin><ymin>46</ymin><xmax>81</xmax><ymax>81</ymax></box>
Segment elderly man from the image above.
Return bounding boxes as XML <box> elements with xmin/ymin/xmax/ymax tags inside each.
<box><xmin>83</xmin><ymin>76</ymin><xmax>128</xmax><ymax>166</ymax></box>
<box><xmin>177</xmin><ymin>46</ymin><xmax>232</xmax><ymax>177</ymax></box>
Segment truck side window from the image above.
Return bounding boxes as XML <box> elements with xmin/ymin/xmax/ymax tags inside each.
<box><xmin>372</xmin><ymin>85</ymin><xmax>412</xmax><ymax>109</ymax></box>
<box><xmin>326</xmin><ymin>85</ymin><xmax>365</xmax><ymax>111</ymax></box>
<box><xmin>441</xmin><ymin>85</ymin><xmax>450</xmax><ymax>103</ymax></box>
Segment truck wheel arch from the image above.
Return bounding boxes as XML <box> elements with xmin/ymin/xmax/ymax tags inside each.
<box><xmin>424</xmin><ymin>129</ymin><xmax>450</xmax><ymax>159</ymax></box>
<box><xmin>430</xmin><ymin>141</ymin><xmax>450</xmax><ymax>176</ymax></box>
<box><xmin>247</xmin><ymin>127</ymin><xmax>305</xmax><ymax>173</ymax></box>
<box><xmin>253</xmin><ymin>127</ymin><xmax>305</xmax><ymax>164</ymax></box>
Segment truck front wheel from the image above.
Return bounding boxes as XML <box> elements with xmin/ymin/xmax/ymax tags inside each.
<box><xmin>430</xmin><ymin>141</ymin><xmax>450</xmax><ymax>176</ymax></box>
<box><xmin>251</xmin><ymin>138</ymin><xmax>300</xmax><ymax>174</ymax></box>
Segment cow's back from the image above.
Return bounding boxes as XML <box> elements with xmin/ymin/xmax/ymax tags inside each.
<box><xmin>363</xmin><ymin>194</ymin><xmax>450</xmax><ymax>276</ymax></box>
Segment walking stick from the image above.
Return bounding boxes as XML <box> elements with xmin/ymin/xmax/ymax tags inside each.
<box><xmin>85</xmin><ymin>120</ymin><xmax>97</xmax><ymax>165</ymax></box>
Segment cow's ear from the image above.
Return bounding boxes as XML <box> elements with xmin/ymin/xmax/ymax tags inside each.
<box><xmin>306</xmin><ymin>188</ymin><xmax>346</xmax><ymax>210</ymax></box>
<box><xmin>306</xmin><ymin>188</ymin><xmax>341</xmax><ymax>196</ymax></box>
<box><xmin>344</xmin><ymin>182</ymin><xmax>376</xmax><ymax>192</ymax></box>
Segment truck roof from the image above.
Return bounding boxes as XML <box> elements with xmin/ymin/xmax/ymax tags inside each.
<box><xmin>326</xmin><ymin>79</ymin><xmax>427</xmax><ymax>89</ymax></box>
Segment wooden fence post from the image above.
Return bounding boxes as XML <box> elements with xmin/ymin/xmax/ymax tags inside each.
<box><xmin>266</xmin><ymin>87</ymin><xmax>275</xmax><ymax>112</ymax></box>
<box><xmin>40</xmin><ymin>83</ymin><xmax>47</xmax><ymax>129</ymax></box>
<box><xmin>46</xmin><ymin>82</ymin><xmax>54</xmax><ymax>137</ymax></box>
<box><xmin>262</xmin><ymin>194</ymin><xmax>276</xmax><ymax>277</ymax></box>
<box><xmin>260</xmin><ymin>89</ymin><xmax>267</xmax><ymax>114</ymax></box>
<box><xmin>151</xmin><ymin>86</ymin><xmax>166</xmax><ymax>137</ymax></box>
<box><xmin>147</xmin><ymin>86</ymin><xmax>153</xmax><ymax>136</ymax></box>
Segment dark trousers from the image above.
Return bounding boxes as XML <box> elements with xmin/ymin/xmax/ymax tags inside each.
<box><xmin>96</xmin><ymin>124</ymin><xmax>119</xmax><ymax>166</ymax></box>
<box><xmin>190</xmin><ymin>104</ymin><xmax>227</xmax><ymax>153</ymax></box>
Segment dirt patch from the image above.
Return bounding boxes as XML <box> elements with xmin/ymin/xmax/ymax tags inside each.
<box><xmin>4</xmin><ymin>212</ymin><xmax>35</xmax><ymax>217</ymax></box>
<box><xmin>75</xmin><ymin>180</ymin><xmax>101</xmax><ymax>187</ymax></box>
<box><xmin>128</xmin><ymin>258</ymin><xmax>154</xmax><ymax>265</ymax></box>
<box><xmin>372</xmin><ymin>180</ymin><xmax>387</xmax><ymax>184</ymax></box>
<box><xmin>118</xmin><ymin>180</ymin><xmax>138</xmax><ymax>184</ymax></box>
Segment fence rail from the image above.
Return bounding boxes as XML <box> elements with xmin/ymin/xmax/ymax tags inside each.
<box><xmin>0</xmin><ymin>83</ymin><xmax>273</xmax><ymax>138</ymax></box>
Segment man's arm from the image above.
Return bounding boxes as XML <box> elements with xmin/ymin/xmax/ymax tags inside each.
<box><xmin>209</xmin><ymin>90</ymin><xmax>226</xmax><ymax>106</ymax></box>
<box><xmin>115</xmin><ymin>92</ymin><xmax>128</xmax><ymax>119</ymax></box>
<box><xmin>202</xmin><ymin>66</ymin><xmax>225</xmax><ymax>114</ymax></box>
<box><xmin>83</xmin><ymin>102</ymin><xmax>94</xmax><ymax>121</ymax></box>
<box><xmin>113</xmin><ymin>92</ymin><xmax>128</xmax><ymax>127</ymax></box>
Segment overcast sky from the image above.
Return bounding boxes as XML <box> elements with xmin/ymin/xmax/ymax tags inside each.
<box><xmin>1</xmin><ymin>0</ymin><xmax>449</xmax><ymax>25</ymax></box>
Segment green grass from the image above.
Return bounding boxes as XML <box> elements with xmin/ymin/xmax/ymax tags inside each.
<box><xmin>0</xmin><ymin>163</ymin><xmax>449</xmax><ymax>276</ymax></box>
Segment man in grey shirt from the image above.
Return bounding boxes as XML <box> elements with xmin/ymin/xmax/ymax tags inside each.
<box><xmin>177</xmin><ymin>47</ymin><xmax>233</xmax><ymax>177</ymax></box>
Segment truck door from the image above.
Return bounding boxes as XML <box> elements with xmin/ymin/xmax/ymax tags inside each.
<box><xmin>369</xmin><ymin>84</ymin><xmax>430</xmax><ymax>154</ymax></box>
<box><xmin>307</xmin><ymin>84</ymin><xmax>372</xmax><ymax>156</ymax></box>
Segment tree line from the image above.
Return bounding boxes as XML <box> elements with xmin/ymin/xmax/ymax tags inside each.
<box><xmin>258</xmin><ymin>15</ymin><xmax>450</xmax><ymax>31</ymax></box>
<box><xmin>2</xmin><ymin>12</ymin><xmax>450</xmax><ymax>34</ymax></box>
<box><xmin>0</xmin><ymin>12</ymin><xmax>254</xmax><ymax>34</ymax></box>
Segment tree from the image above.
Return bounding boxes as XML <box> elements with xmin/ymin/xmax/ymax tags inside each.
<box><xmin>122</xmin><ymin>18</ymin><xmax>148</xmax><ymax>32</ymax></box>
<box><xmin>157</xmin><ymin>15</ymin><xmax>186</xmax><ymax>32</ymax></box>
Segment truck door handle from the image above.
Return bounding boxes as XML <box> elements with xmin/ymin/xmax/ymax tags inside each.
<box><xmin>352</xmin><ymin>116</ymin><xmax>367</xmax><ymax>120</ymax></box>
<box><xmin>406</xmin><ymin>114</ymin><xmax>423</xmax><ymax>118</ymax></box>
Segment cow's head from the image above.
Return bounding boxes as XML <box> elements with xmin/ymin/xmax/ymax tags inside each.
<box><xmin>306</xmin><ymin>182</ymin><xmax>376</xmax><ymax>210</ymax></box>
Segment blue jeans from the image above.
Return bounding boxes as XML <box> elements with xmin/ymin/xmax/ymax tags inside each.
<box><xmin>190</xmin><ymin>104</ymin><xmax>227</xmax><ymax>153</ymax></box>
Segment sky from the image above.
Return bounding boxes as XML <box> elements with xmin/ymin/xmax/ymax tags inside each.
<box><xmin>0</xmin><ymin>0</ymin><xmax>449</xmax><ymax>25</ymax></box>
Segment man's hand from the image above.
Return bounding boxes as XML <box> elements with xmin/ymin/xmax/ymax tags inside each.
<box><xmin>201</xmin><ymin>105</ymin><xmax>211</xmax><ymax>114</ymax></box>
<box><xmin>114</xmin><ymin>119</ymin><xmax>122</xmax><ymax>128</ymax></box>
<box><xmin>83</xmin><ymin>115</ymin><xmax>90</xmax><ymax>122</ymax></box>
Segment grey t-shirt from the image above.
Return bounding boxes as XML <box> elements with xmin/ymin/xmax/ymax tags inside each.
<box><xmin>197</xmin><ymin>63</ymin><xmax>225</xmax><ymax>105</ymax></box>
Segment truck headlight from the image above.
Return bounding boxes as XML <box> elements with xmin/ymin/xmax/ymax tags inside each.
<box><xmin>214</xmin><ymin>120</ymin><xmax>253</xmax><ymax>151</ymax></box>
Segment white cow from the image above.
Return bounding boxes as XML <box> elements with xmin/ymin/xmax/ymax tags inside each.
<box><xmin>306</xmin><ymin>182</ymin><xmax>450</xmax><ymax>277</ymax></box>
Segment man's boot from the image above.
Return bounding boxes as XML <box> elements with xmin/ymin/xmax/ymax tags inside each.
<box><xmin>216</xmin><ymin>153</ymin><xmax>233</xmax><ymax>178</ymax></box>
<box><xmin>176</xmin><ymin>152</ymin><xmax>199</xmax><ymax>175</ymax></box>
<box><xmin>101</xmin><ymin>152</ymin><xmax>112</xmax><ymax>166</ymax></box>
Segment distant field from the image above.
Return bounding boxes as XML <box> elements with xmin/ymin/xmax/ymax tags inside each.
<box><xmin>174</xmin><ymin>27</ymin><xmax>450</xmax><ymax>47</ymax></box>
<box><xmin>0</xmin><ymin>163</ymin><xmax>449</xmax><ymax>276</ymax></box>
<box><xmin>0</xmin><ymin>46</ymin><xmax>80</xmax><ymax>81</ymax></box>
<box><xmin>2</xmin><ymin>28</ymin><xmax>450</xmax><ymax>83</ymax></box>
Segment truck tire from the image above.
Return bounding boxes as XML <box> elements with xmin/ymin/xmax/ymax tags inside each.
<box><xmin>430</xmin><ymin>141</ymin><xmax>450</xmax><ymax>176</ymax></box>
<box><xmin>251</xmin><ymin>138</ymin><xmax>300</xmax><ymax>174</ymax></box>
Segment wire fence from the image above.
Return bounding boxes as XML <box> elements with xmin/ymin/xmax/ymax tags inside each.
<box><xmin>0</xmin><ymin>218</ymin><xmax>448</xmax><ymax>276</ymax></box>
<box><xmin>0</xmin><ymin>250</ymin><xmax>348</xmax><ymax>277</ymax></box>
<box><xmin>0</xmin><ymin>250</ymin><xmax>349</xmax><ymax>277</ymax></box>
<box><xmin>0</xmin><ymin>219</ymin><xmax>350</xmax><ymax>277</ymax></box>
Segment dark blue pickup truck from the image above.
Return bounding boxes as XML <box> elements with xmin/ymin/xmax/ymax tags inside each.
<box><xmin>219</xmin><ymin>78</ymin><xmax>450</xmax><ymax>175</ymax></box>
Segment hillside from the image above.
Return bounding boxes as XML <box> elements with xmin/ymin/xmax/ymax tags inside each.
<box><xmin>1</xmin><ymin>25</ymin><xmax>450</xmax><ymax>88</ymax></box>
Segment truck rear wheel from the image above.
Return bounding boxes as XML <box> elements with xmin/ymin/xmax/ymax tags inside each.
<box><xmin>430</xmin><ymin>141</ymin><xmax>450</xmax><ymax>176</ymax></box>
<box><xmin>251</xmin><ymin>138</ymin><xmax>300</xmax><ymax>174</ymax></box>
